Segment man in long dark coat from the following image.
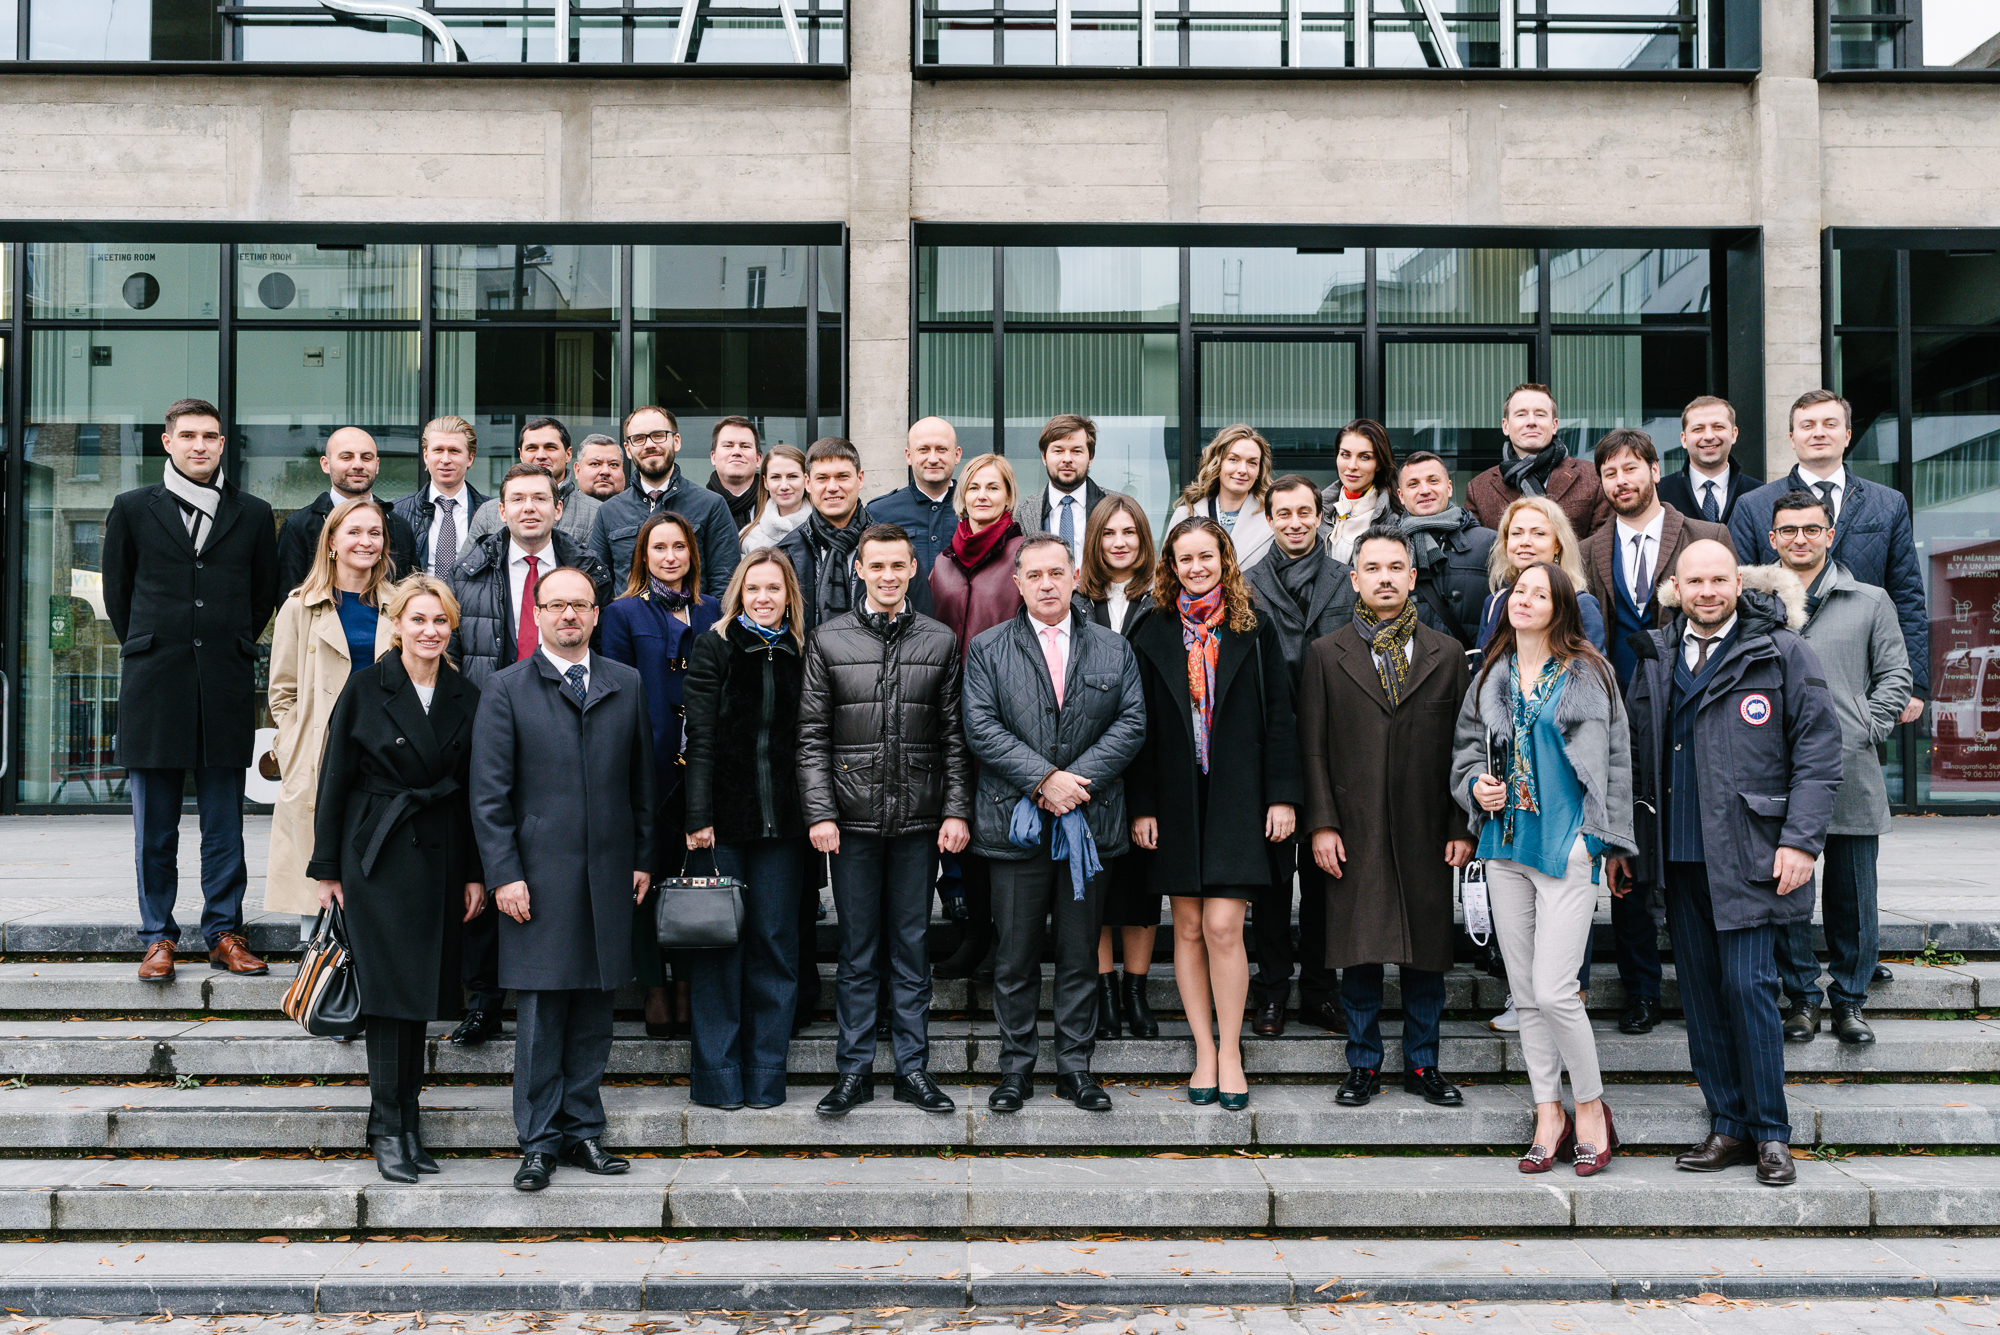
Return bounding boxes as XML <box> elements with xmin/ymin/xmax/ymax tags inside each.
<box><xmin>1298</xmin><ymin>525</ymin><xmax>1474</xmax><ymax>1110</ymax></box>
<box><xmin>470</xmin><ymin>567</ymin><xmax>655</xmax><ymax>1192</ymax></box>
<box><xmin>103</xmin><ymin>397</ymin><xmax>279</xmax><ymax>983</ymax></box>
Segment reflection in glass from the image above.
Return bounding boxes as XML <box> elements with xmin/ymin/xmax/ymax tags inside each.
<box><xmin>918</xmin><ymin>331</ymin><xmax>995</xmax><ymax>457</ymax></box>
<box><xmin>1833</xmin><ymin>332</ymin><xmax>1900</xmax><ymax>488</ymax></box>
<box><xmin>1910</xmin><ymin>251</ymin><xmax>2000</xmax><ymax>328</ymax></box>
<box><xmin>1545</xmin><ymin>248</ymin><xmax>1709</xmax><ymax>324</ymax></box>
<box><xmin>919</xmin><ymin>248</ymin><xmax>994</xmax><ymax>323</ymax></box>
<box><xmin>435</xmin><ymin>330</ymin><xmax>620</xmax><ymax>494</ymax></box>
<box><xmin>433</xmin><ymin>245</ymin><xmax>618</xmax><ymax>321</ymax></box>
<box><xmin>441</xmin><ymin>13</ymin><xmax>557</xmax><ymax>63</ymax></box>
<box><xmin>1003</xmin><ymin>331</ymin><xmax>1179</xmax><ymax>526</ymax></box>
<box><xmin>1199</xmin><ymin>340</ymin><xmax>1357</xmax><ymax>490</ymax></box>
<box><xmin>21</xmin><ymin>330</ymin><xmax>219</xmax><ymax>806</ymax></box>
<box><xmin>0</xmin><ymin>2</ymin><xmax>14</xmax><ymax>59</ymax></box>
<box><xmin>634</xmin><ymin>328</ymin><xmax>811</xmax><ymax>487</ymax></box>
<box><xmin>234</xmin><ymin>331</ymin><xmax>422</xmax><ymax>518</ymax></box>
<box><xmin>1004</xmin><ymin>248</ymin><xmax>1178</xmax><ymax>323</ymax></box>
<box><xmin>1189</xmin><ymin>0</ymin><xmax>1282</xmax><ymax>67</ymax></box>
<box><xmin>1373</xmin><ymin>0</ymin><xmax>1499</xmax><ymax>69</ymax></box>
<box><xmin>1548</xmin><ymin>333</ymin><xmax>1707</xmax><ymax>459</ymax></box>
<box><xmin>1377</xmin><ymin>248</ymin><xmax>1533</xmax><ymax>325</ymax></box>
<box><xmin>1384</xmin><ymin>340</ymin><xmax>1528</xmax><ymax>480</ymax></box>
<box><xmin>1835</xmin><ymin>249</ymin><xmax>1898</xmax><ymax>327</ymax></box>
<box><xmin>233</xmin><ymin>16</ymin><xmax>426</xmax><ymax>61</ymax></box>
<box><xmin>1071</xmin><ymin>0</ymin><xmax>1140</xmax><ymax>65</ymax></box>
<box><xmin>27</xmin><ymin>0</ymin><xmax>221</xmax><ymax>59</ymax></box>
<box><xmin>235</xmin><ymin>244</ymin><xmax>420</xmax><ymax>321</ymax></box>
<box><xmin>27</xmin><ymin>243</ymin><xmax>220</xmax><ymax>321</ymax></box>
<box><xmin>1827</xmin><ymin>0</ymin><xmax>1901</xmax><ymax>69</ymax></box>
<box><xmin>634</xmin><ymin>245</ymin><xmax>812</xmax><ymax>321</ymax></box>
<box><xmin>1190</xmin><ymin>249</ymin><xmax>1365</xmax><ymax>323</ymax></box>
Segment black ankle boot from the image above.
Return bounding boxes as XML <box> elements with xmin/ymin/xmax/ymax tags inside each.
<box><xmin>1120</xmin><ymin>972</ymin><xmax>1159</xmax><ymax>1039</ymax></box>
<box><xmin>372</xmin><ymin>1133</ymin><xmax>418</xmax><ymax>1184</ymax></box>
<box><xmin>1094</xmin><ymin>973</ymin><xmax>1123</xmax><ymax>1041</ymax></box>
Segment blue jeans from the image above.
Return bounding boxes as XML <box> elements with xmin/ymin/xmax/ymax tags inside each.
<box><xmin>1341</xmin><ymin>963</ymin><xmax>1445</xmax><ymax>1073</ymax></box>
<box><xmin>1777</xmin><ymin>833</ymin><xmax>1879</xmax><ymax>1009</ymax></box>
<box><xmin>829</xmin><ymin>831</ymin><xmax>935</xmax><ymax>1075</ymax></box>
<box><xmin>687</xmin><ymin>837</ymin><xmax>807</xmax><ymax>1107</ymax></box>
<box><xmin>129</xmin><ymin>766</ymin><xmax>247</xmax><ymax>949</ymax></box>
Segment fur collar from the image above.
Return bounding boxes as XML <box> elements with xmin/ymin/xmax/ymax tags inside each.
<box><xmin>1655</xmin><ymin>561</ymin><xmax>1807</xmax><ymax>631</ymax></box>
<box><xmin>1472</xmin><ymin>653</ymin><xmax>1616</xmax><ymax>734</ymax></box>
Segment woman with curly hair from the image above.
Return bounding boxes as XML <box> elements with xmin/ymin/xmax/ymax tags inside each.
<box><xmin>1126</xmin><ymin>517</ymin><xmax>1302</xmax><ymax>1108</ymax></box>
<box><xmin>1168</xmin><ymin>424</ymin><xmax>1277</xmax><ymax>570</ymax></box>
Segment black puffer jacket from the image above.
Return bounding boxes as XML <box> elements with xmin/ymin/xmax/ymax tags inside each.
<box><xmin>445</xmin><ymin>528</ymin><xmax>613</xmax><ymax>689</ymax></box>
<box><xmin>681</xmin><ymin>619</ymin><xmax>808</xmax><ymax>844</ymax></box>
<box><xmin>797</xmin><ymin>609</ymin><xmax>974</xmax><ymax>835</ymax></box>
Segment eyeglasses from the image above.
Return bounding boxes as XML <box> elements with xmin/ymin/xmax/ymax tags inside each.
<box><xmin>1772</xmin><ymin>525</ymin><xmax>1828</xmax><ymax>540</ymax></box>
<box><xmin>535</xmin><ymin>600</ymin><xmax>595</xmax><ymax>615</ymax></box>
<box><xmin>624</xmin><ymin>430</ymin><xmax>678</xmax><ymax>446</ymax></box>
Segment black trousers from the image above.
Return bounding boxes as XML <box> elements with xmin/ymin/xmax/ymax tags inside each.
<box><xmin>991</xmin><ymin>841</ymin><xmax>1104</xmax><ymax>1075</ymax></box>
<box><xmin>830</xmin><ymin>831</ymin><xmax>934</xmax><ymax>1075</ymax></box>
<box><xmin>461</xmin><ymin>901</ymin><xmax>503</xmax><ymax>1014</ymax></box>
<box><xmin>364</xmin><ymin>1015</ymin><xmax>428</xmax><ymax>1140</ymax></box>
<box><xmin>513</xmin><ymin>988</ymin><xmax>616</xmax><ymax>1156</ymax></box>
<box><xmin>1251</xmin><ymin>841</ymin><xmax>1337</xmax><ymax>1010</ymax></box>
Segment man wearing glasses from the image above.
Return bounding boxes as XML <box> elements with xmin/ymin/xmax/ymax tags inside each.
<box><xmin>103</xmin><ymin>398</ymin><xmax>280</xmax><ymax>983</ymax></box>
<box><xmin>589</xmin><ymin>405</ymin><xmax>740</xmax><ymax>598</ymax></box>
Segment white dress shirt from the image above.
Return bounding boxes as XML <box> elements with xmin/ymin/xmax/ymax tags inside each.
<box><xmin>1105</xmin><ymin>583</ymin><xmax>1131</xmax><ymax>633</ymax></box>
<box><xmin>1615</xmin><ymin>509</ymin><xmax>1666</xmax><ymax>607</ymax></box>
<box><xmin>1796</xmin><ymin>462</ymin><xmax>1847</xmax><ymax>524</ymax></box>
<box><xmin>426</xmin><ymin>481</ymin><xmax>470</xmax><ymax>575</ymax></box>
<box><xmin>1048</xmin><ymin>481</ymin><xmax>1088</xmax><ymax>565</ymax></box>
<box><xmin>541</xmin><ymin>646</ymin><xmax>591</xmax><ymax>694</ymax></box>
<box><xmin>507</xmin><ymin>539</ymin><xmax>555</xmax><ymax>632</ymax></box>
<box><xmin>1683</xmin><ymin>613</ymin><xmax>1738</xmax><ymax>671</ymax></box>
<box><xmin>1689</xmin><ymin>460</ymin><xmax>1729</xmax><ymax>520</ymax></box>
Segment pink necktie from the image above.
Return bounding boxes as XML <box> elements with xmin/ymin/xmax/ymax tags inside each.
<box><xmin>1042</xmin><ymin>625</ymin><xmax>1065</xmax><ymax>706</ymax></box>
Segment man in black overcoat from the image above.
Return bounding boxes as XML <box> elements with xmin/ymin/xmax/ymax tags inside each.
<box><xmin>274</xmin><ymin>426</ymin><xmax>417</xmax><ymax>597</ymax></box>
<box><xmin>469</xmin><ymin>567</ymin><xmax>656</xmax><ymax>1192</ymax></box>
<box><xmin>102</xmin><ymin>397</ymin><xmax>279</xmax><ymax>983</ymax></box>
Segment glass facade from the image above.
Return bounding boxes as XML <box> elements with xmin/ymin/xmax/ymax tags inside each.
<box><xmin>1826</xmin><ymin>0</ymin><xmax>2000</xmax><ymax>71</ymax></box>
<box><xmin>6</xmin><ymin>236</ymin><xmax>843</xmax><ymax>808</ymax></box>
<box><xmin>916</xmin><ymin>241</ymin><xmax>1716</xmax><ymax>532</ymax></box>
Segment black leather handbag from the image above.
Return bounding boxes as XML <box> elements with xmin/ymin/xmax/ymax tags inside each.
<box><xmin>653</xmin><ymin>850</ymin><xmax>745</xmax><ymax>949</ymax></box>
<box><xmin>281</xmin><ymin>902</ymin><xmax>365</xmax><ymax>1038</ymax></box>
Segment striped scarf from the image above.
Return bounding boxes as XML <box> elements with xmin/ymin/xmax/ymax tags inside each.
<box><xmin>1178</xmin><ymin>587</ymin><xmax>1226</xmax><ymax>774</ymax></box>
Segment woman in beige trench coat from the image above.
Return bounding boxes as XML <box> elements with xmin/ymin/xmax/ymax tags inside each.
<box><xmin>265</xmin><ymin>496</ymin><xmax>395</xmax><ymax>931</ymax></box>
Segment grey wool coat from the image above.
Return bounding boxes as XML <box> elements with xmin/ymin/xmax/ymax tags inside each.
<box><xmin>960</xmin><ymin>604</ymin><xmax>1148</xmax><ymax>861</ymax></box>
<box><xmin>469</xmin><ymin>651</ymin><xmax>657</xmax><ymax>992</ymax></box>
<box><xmin>1789</xmin><ymin>562</ymin><xmax>1911</xmax><ymax>836</ymax></box>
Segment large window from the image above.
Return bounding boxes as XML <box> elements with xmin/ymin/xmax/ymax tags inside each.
<box><xmin>1831</xmin><ymin>234</ymin><xmax>2000</xmax><ymax>808</ymax></box>
<box><xmin>917</xmin><ymin>235</ymin><xmax>1727</xmax><ymax>531</ymax></box>
<box><xmin>8</xmin><ymin>0</ymin><xmax>845</xmax><ymax>67</ymax></box>
<box><xmin>1823</xmin><ymin>0</ymin><xmax>2000</xmax><ymax>71</ymax></box>
<box><xmin>918</xmin><ymin>0</ymin><xmax>1743</xmax><ymax>71</ymax></box>
<box><xmin>8</xmin><ymin>233</ymin><xmax>843</xmax><ymax>808</ymax></box>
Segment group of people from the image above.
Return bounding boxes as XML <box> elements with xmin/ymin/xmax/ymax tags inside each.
<box><xmin>104</xmin><ymin>380</ymin><xmax>1917</xmax><ymax>1193</ymax></box>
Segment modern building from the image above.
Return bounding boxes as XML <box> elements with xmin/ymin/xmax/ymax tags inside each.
<box><xmin>0</xmin><ymin>0</ymin><xmax>1994</xmax><ymax>811</ymax></box>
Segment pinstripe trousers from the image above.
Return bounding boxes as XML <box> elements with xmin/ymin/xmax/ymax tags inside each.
<box><xmin>1663</xmin><ymin>861</ymin><xmax>1792</xmax><ymax>1144</ymax></box>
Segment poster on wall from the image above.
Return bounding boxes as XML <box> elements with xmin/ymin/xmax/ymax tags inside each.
<box><xmin>1930</xmin><ymin>537</ymin><xmax>2000</xmax><ymax>791</ymax></box>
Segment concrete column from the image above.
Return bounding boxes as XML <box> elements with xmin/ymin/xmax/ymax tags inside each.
<box><xmin>1753</xmin><ymin>0</ymin><xmax>1823</xmax><ymax>481</ymax></box>
<box><xmin>847</xmin><ymin>0</ymin><xmax>916</xmax><ymax>496</ymax></box>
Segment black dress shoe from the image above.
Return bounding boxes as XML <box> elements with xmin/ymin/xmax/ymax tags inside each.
<box><xmin>1094</xmin><ymin>974</ymin><xmax>1123</xmax><ymax>1042</ymax></box>
<box><xmin>1296</xmin><ymin>1000</ymin><xmax>1348</xmax><ymax>1036</ymax></box>
<box><xmin>1120</xmin><ymin>973</ymin><xmax>1160</xmax><ymax>1039</ymax></box>
<box><xmin>1057</xmin><ymin>1072</ymin><xmax>1113</xmax><ymax>1111</ymax></box>
<box><xmin>514</xmin><ymin>1151</ymin><xmax>556</xmax><ymax>1192</ymax></box>
<box><xmin>403</xmin><ymin>1132</ymin><xmax>439</xmax><ymax>1174</ymax></box>
<box><xmin>1830</xmin><ymin>1003</ymin><xmax>1876</xmax><ymax>1045</ymax></box>
<box><xmin>561</xmin><ymin>1137</ymin><xmax>629</xmax><ymax>1175</ymax></box>
<box><xmin>1335</xmin><ymin>1067</ymin><xmax>1380</xmax><ymax>1107</ymax></box>
<box><xmin>1756</xmin><ymin>1140</ymin><xmax>1797</xmax><ymax>1186</ymax></box>
<box><xmin>817</xmin><ymin>1074</ymin><xmax>875</xmax><ymax>1117</ymax></box>
<box><xmin>1676</xmin><ymin>1132</ymin><xmax>1753</xmax><ymax>1172</ymax></box>
<box><xmin>1251</xmin><ymin>1002</ymin><xmax>1286</xmax><ymax>1037</ymax></box>
<box><xmin>449</xmin><ymin>1010</ymin><xmax>501</xmax><ymax>1047</ymax></box>
<box><xmin>1781</xmin><ymin>999</ymin><xmax>1820</xmax><ymax>1043</ymax></box>
<box><xmin>988</xmin><ymin>1073</ymin><xmax>1032</xmax><ymax>1113</ymax></box>
<box><xmin>894</xmin><ymin>1070</ymin><xmax>956</xmax><ymax>1113</ymax></box>
<box><xmin>1402</xmin><ymin>1066</ymin><xmax>1463</xmax><ymax>1107</ymax></box>
<box><xmin>371</xmin><ymin>1134</ymin><xmax>418</xmax><ymax>1183</ymax></box>
<box><xmin>1873</xmin><ymin>962</ymin><xmax>1894</xmax><ymax>983</ymax></box>
<box><xmin>1618</xmin><ymin>995</ymin><xmax>1662</xmax><ymax>1035</ymax></box>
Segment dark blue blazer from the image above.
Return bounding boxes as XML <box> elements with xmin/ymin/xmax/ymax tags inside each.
<box><xmin>1659</xmin><ymin>460</ymin><xmax>1758</xmax><ymax>528</ymax></box>
<box><xmin>599</xmin><ymin>590</ymin><xmax>723</xmax><ymax>799</ymax></box>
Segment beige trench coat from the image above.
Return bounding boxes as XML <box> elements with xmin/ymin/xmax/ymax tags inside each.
<box><xmin>264</xmin><ymin>590</ymin><xmax>392</xmax><ymax>914</ymax></box>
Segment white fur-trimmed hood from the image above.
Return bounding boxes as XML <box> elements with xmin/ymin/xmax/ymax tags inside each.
<box><xmin>1656</xmin><ymin>561</ymin><xmax>1808</xmax><ymax>631</ymax></box>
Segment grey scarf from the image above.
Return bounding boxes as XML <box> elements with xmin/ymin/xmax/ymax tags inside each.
<box><xmin>1398</xmin><ymin>507</ymin><xmax>1466</xmax><ymax>573</ymax></box>
<box><xmin>163</xmin><ymin>462</ymin><xmax>223</xmax><ymax>552</ymax></box>
<box><xmin>1272</xmin><ymin>542</ymin><xmax>1331</xmax><ymax>616</ymax></box>
<box><xmin>807</xmin><ymin>502</ymin><xmax>871</xmax><ymax>618</ymax></box>
<box><xmin>1499</xmin><ymin>440</ymin><xmax>1569</xmax><ymax>498</ymax></box>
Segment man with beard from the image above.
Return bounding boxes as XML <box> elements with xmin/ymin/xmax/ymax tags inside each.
<box><xmin>1392</xmin><ymin>451</ymin><xmax>1494</xmax><ymax>650</ymax></box>
<box><xmin>574</xmin><ymin>434</ymin><xmax>628</xmax><ymax>501</ymax></box>
<box><xmin>778</xmin><ymin>437</ymin><xmax>936</xmax><ymax>631</ymax></box>
<box><xmin>1467</xmin><ymin>384</ymin><xmax>1610</xmax><ymax>539</ymax></box>
<box><xmin>1577</xmin><ymin>427</ymin><xmax>1727</xmax><ymax>1034</ymax></box>
<box><xmin>590</xmin><ymin>405</ymin><xmax>739</xmax><ymax>597</ymax></box>
<box><xmin>1660</xmin><ymin>396</ymin><xmax>1757</xmax><ymax>526</ymax></box>
<box><xmin>707</xmin><ymin>416</ymin><xmax>763</xmax><ymax>531</ymax></box>
<box><xmin>276</xmin><ymin>426</ymin><xmax>418</xmax><ymax>596</ymax></box>
<box><xmin>1242</xmin><ymin>476</ymin><xmax>1355</xmax><ymax>1037</ymax></box>
<box><xmin>1013</xmin><ymin>415</ymin><xmax>1108</xmax><ymax>568</ymax></box>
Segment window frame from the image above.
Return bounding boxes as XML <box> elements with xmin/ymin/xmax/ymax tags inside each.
<box><xmin>1816</xmin><ymin>0</ymin><xmax>2000</xmax><ymax>80</ymax></box>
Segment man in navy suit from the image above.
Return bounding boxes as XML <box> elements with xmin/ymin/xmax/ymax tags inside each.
<box><xmin>1659</xmin><ymin>396</ymin><xmax>1758</xmax><ymax>528</ymax></box>
<box><xmin>1730</xmin><ymin>390</ymin><xmax>1928</xmax><ymax>727</ymax></box>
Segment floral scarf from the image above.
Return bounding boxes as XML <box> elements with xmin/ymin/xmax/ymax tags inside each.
<box><xmin>1504</xmin><ymin>654</ymin><xmax>1565</xmax><ymax>844</ymax></box>
<box><xmin>1178</xmin><ymin>587</ymin><xmax>1227</xmax><ymax>774</ymax></box>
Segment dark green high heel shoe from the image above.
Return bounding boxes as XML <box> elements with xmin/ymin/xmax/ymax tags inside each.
<box><xmin>1218</xmin><ymin>1088</ymin><xmax>1250</xmax><ymax>1111</ymax></box>
<box><xmin>1186</xmin><ymin>1086</ymin><xmax>1219</xmax><ymax>1105</ymax></box>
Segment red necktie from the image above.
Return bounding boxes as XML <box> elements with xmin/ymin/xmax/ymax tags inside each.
<box><xmin>516</xmin><ymin>554</ymin><xmax>540</xmax><ymax>661</ymax></box>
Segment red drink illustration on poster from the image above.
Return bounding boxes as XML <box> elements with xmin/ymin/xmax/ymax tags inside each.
<box><xmin>1931</xmin><ymin>538</ymin><xmax>2000</xmax><ymax>790</ymax></box>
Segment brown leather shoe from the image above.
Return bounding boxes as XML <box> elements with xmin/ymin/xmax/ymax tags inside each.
<box><xmin>1251</xmin><ymin>1002</ymin><xmax>1286</xmax><ymax>1037</ymax></box>
<box><xmin>1675</xmin><ymin>1131</ymin><xmax>1754</xmax><ymax>1172</ymax></box>
<box><xmin>137</xmin><ymin>940</ymin><xmax>178</xmax><ymax>982</ymax></box>
<box><xmin>207</xmin><ymin>932</ymin><xmax>268</xmax><ymax>976</ymax></box>
<box><xmin>1756</xmin><ymin>1140</ymin><xmax>1798</xmax><ymax>1186</ymax></box>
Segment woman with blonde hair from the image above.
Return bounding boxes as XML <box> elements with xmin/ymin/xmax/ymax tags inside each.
<box><xmin>1168</xmin><ymin>424</ymin><xmax>1276</xmax><ymax>570</ymax></box>
<box><xmin>1477</xmin><ymin>495</ymin><xmax>1605</xmax><ymax>656</ymax></box>
<box><xmin>266</xmin><ymin>496</ymin><xmax>396</xmax><ymax>939</ymax></box>
<box><xmin>681</xmin><ymin>548</ymin><xmax>813</xmax><ymax>1108</ymax></box>
<box><xmin>742</xmin><ymin>443</ymin><xmax>811</xmax><ymax>552</ymax></box>
<box><xmin>1127</xmin><ymin>517</ymin><xmax>1301</xmax><ymax>1108</ymax></box>
<box><xmin>1322</xmin><ymin>419</ymin><xmax>1397</xmax><ymax>564</ymax></box>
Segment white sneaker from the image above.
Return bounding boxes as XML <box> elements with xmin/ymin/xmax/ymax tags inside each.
<box><xmin>1488</xmin><ymin>997</ymin><xmax>1521</xmax><ymax>1033</ymax></box>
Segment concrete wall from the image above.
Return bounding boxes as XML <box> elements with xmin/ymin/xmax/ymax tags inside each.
<box><xmin>0</xmin><ymin>0</ymin><xmax>1996</xmax><ymax>485</ymax></box>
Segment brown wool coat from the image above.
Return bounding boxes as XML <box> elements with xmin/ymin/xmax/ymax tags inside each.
<box><xmin>1579</xmin><ymin>503</ymin><xmax>1731</xmax><ymax>628</ymax></box>
<box><xmin>1466</xmin><ymin>457</ymin><xmax>1612</xmax><ymax>541</ymax></box>
<box><xmin>1297</xmin><ymin>619</ymin><xmax>1473</xmax><ymax>974</ymax></box>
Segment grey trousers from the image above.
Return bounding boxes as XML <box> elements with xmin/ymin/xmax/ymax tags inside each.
<box><xmin>512</xmin><ymin>988</ymin><xmax>615</xmax><ymax>1156</ymax></box>
<box><xmin>1484</xmin><ymin>837</ymin><xmax>1604</xmax><ymax>1106</ymax></box>
<box><xmin>991</xmin><ymin>846</ymin><xmax>1104</xmax><ymax>1076</ymax></box>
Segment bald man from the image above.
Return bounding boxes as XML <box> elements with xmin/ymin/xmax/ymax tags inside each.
<box><xmin>868</xmin><ymin>417</ymin><xmax>966</xmax><ymax>576</ymax></box>
<box><xmin>276</xmin><ymin>426</ymin><xmax>419</xmax><ymax>596</ymax></box>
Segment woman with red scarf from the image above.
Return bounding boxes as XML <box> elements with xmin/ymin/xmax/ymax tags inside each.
<box><xmin>1126</xmin><ymin>517</ymin><xmax>1301</xmax><ymax>1110</ymax></box>
<box><xmin>927</xmin><ymin>453</ymin><xmax>1026</xmax><ymax>981</ymax></box>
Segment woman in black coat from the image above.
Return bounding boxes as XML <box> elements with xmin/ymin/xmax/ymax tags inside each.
<box><xmin>682</xmin><ymin>548</ymin><xmax>812</xmax><ymax>1109</ymax></box>
<box><xmin>1127</xmin><ymin>517</ymin><xmax>1302</xmax><ymax>1109</ymax></box>
<box><xmin>308</xmin><ymin>574</ymin><xmax>484</xmax><ymax>1184</ymax></box>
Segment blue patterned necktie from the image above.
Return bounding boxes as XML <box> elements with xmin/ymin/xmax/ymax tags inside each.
<box><xmin>564</xmin><ymin>663</ymin><xmax>588</xmax><ymax>709</ymax></box>
<box><xmin>1058</xmin><ymin>493</ymin><xmax>1076</xmax><ymax>554</ymax></box>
